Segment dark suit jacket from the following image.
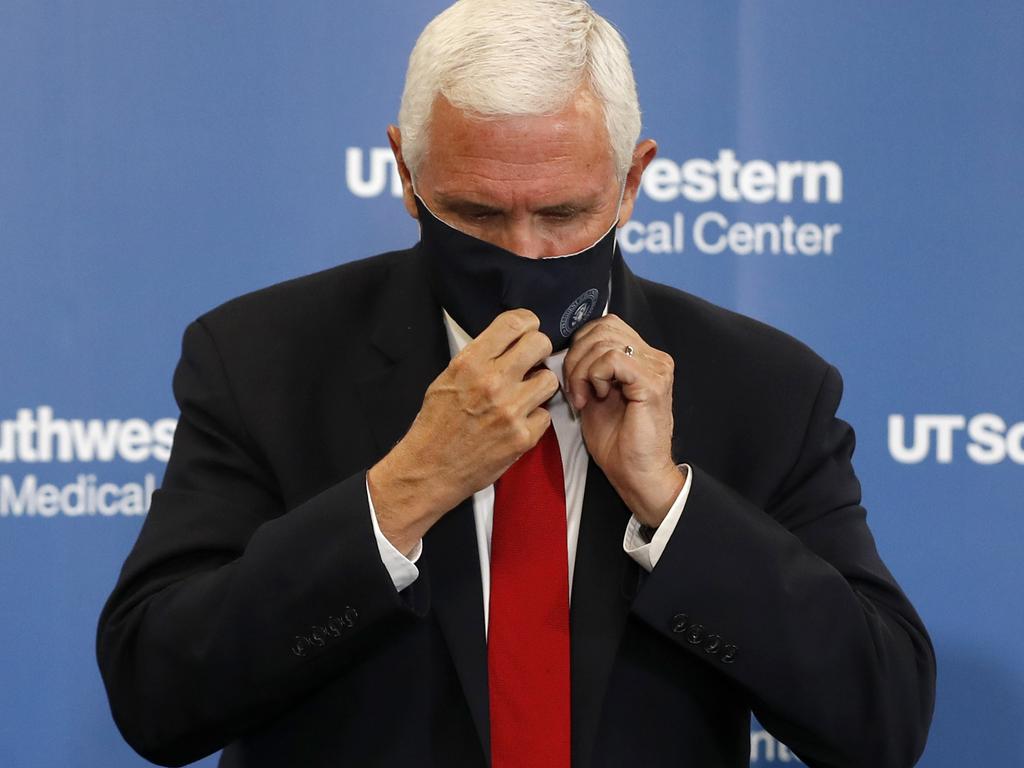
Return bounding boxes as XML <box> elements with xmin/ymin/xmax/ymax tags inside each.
<box><xmin>97</xmin><ymin>246</ymin><xmax>935</xmax><ymax>767</ymax></box>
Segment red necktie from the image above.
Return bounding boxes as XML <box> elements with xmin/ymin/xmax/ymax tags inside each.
<box><xmin>488</xmin><ymin>423</ymin><xmax>571</xmax><ymax>768</ymax></box>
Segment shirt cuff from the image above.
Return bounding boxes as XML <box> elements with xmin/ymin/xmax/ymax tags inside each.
<box><xmin>365</xmin><ymin>477</ymin><xmax>422</xmax><ymax>592</ymax></box>
<box><xmin>622</xmin><ymin>464</ymin><xmax>692</xmax><ymax>572</ymax></box>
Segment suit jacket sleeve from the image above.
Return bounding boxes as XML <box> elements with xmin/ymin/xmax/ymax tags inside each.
<box><xmin>96</xmin><ymin>319</ymin><xmax>429</xmax><ymax>767</ymax></box>
<box><xmin>629</xmin><ymin>364</ymin><xmax>936</xmax><ymax>768</ymax></box>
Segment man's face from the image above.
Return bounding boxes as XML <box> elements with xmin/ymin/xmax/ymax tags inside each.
<box><xmin>390</xmin><ymin>87</ymin><xmax>654</xmax><ymax>259</ymax></box>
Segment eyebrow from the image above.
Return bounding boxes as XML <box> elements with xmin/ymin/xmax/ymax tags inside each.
<box><xmin>433</xmin><ymin>193</ymin><xmax>599</xmax><ymax>217</ymax></box>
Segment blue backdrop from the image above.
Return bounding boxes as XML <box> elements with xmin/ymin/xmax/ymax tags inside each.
<box><xmin>1</xmin><ymin>2</ymin><xmax>1022</xmax><ymax>765</ymax></box>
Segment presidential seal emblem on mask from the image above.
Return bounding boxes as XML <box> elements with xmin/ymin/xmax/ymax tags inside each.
<box><xmin>559</xmin><ymin>288</ymin><xmax>600</xmax><ymax>338</ymax></box>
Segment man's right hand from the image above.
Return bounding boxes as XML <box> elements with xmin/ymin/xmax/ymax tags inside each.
<box><xmin>366</xmin><ymin>309</ymin><xmax>560</xmax><ymax>556</ymax></box>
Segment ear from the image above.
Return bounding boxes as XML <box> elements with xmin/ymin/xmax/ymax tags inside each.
<box><xmin>387</xmin><ymin>124</ymin><xmax>419</xmax><ymax>219</ymax></box>
<box><xmin>616</xmin><ymin>138</ymin><xmax>657</xmax><ymax>226</ymax></box>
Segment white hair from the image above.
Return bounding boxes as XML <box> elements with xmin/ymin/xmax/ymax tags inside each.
<box><xmin>398</xmin><ymin>0</ymin><xmax>641</xmax><ymax>182</ymax></box>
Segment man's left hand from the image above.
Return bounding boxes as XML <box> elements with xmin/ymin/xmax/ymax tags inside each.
<box><xmin>563</xmin><ymin>314</ymin><xmax>686</xmax><ymax>529</ymax></box>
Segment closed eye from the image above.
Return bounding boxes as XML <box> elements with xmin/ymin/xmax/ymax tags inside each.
<box><xmin>538</xmin><ymin>204</ymin><xmax>588</xmax><ymax>222</ymax></box>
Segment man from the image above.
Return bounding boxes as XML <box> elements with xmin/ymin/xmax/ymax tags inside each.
<box><xmin>97</xmin><ymin>1</ymin><xmax>936</xmax><ymax>766</ymax></box>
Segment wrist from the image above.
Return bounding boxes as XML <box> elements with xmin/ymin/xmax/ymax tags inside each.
<box><xmin>367</xmin><ymin>443</ymin><xmax>444</xmax><ymax>554</ymax></box>
<box><xmin>618</xmin><ymin>463</ymin><xmax>687</xmax><ymax>529</ymax></box>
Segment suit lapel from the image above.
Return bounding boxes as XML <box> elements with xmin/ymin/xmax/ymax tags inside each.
<box><xmin>353</xmin><ymin>249</ymin><xmax>491</xmax><ymax>761</ymax></box>
<box><xmin>569</xmin><ymin>251</ymin><xmax>667</xmax><ymax>767</ymax></box>
<box><xmin>424</xmin><ymin>500</ymin><xmax>491</xmax><ymax>762</ymax></box>
<box><xmin>569</xmin><ymin>461</ymin><xmax>634</xmax><ymax>767</ymax></box>
<box><xmin>354</xmin><ymin>249</ymin><xmax>449</xmax><ymax>460</ymax></box>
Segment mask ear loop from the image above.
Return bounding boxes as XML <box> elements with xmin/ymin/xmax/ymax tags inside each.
<box><xmin>543</xmin><ymin>184</ymin><xmax>630</xmax><ymax>261</ymax></box>
<box><xmin>412</xmin><ymin>187</ymin><xmax>482</xmax><ymax>240</ymax></box>
<box><xmin>613</xmin><ymin>183</ymin><xmax>627</xmax><ymax>226</ymax></box>
<box><xmin>411</xmin><ymin>183</ymin><xmax>427</xmax><ymax>238</ymax></box>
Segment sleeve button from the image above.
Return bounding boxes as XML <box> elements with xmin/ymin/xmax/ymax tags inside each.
<box><xmin>291</xmin><ymin>636</ymin><xmax>310</xmax><ymax>657</ymax></box>
<box><xmin>702</xmin><ymin>634</ymin><xmax>722</xmax><ymax>654</ymax></box>
<box><xmin>670</xmin><ymin>613</ymin><xmax>689</xmax><ymax>633</ymax></box>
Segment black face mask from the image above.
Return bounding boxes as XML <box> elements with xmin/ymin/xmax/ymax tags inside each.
<box><xmin>416</xmin><ymin>195</ymin><xmax>619</xmax><ymax>352</ymax></box>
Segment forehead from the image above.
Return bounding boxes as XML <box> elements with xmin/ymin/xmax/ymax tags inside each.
<box><xmin>418</xmin><ymin>88</ymin><xmax>617</xmax><ymax>206</ymax></box>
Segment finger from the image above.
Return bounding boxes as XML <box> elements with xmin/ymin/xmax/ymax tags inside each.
<box><xmin>574</xmin><ymin>348</ymin><xmax>650</xmax><ymax>404</ymax></box>
<box><xmin>563</xmin><ymin>329</ymin><xmax>604</xmax><ymax>382</ymax></box>
<box><xmin>564</xmin><ymin>331</ymin><xmax>620</xmax><ymax>387</ymax></box>
<box><xmin>504</xmin><ymin>406</ymin><xmax>554</xmax><ymax>465</ymax></box>
<box><xmin>570</xmin><ymin>313</ymin><xmax>635</xmax><ymax>345</ymax></box>
<box><xmin>586</xmin><ymin>350</ymin><xmax>651</xmax><ymax>401</ymax></box>
<box><xmin>467</xmin><ymin>309</ymin><xmax>541</xmax><ymax>361</ymax></box>
<box><xmin>565</xmin><ymin>339</ymin><xmax>622</xmax><ymax>406</ymax></box>
<box><xmin>496</xmin><ymin>329</ymin><xmax>553</xmax><ymax>379</ymax></box>
<box><xmin>564</xmin><ymin>320</ymin><xmax>643</xmax><ymax>385</ymax></box>
<box><xmin>522</xmin><ymin>405</ymin><xmax>554</xmax><ymax>448</ymax></box>
<box><xmin>518</xmin><ymin>367</ymin><xmax>560</xmax><ymax>413</ymax></box>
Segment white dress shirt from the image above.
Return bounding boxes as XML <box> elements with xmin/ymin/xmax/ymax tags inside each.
<box><xmin>366</xmin><ymin>307</ymin><xmax>692</xmax><ymax>636</ymax></box>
